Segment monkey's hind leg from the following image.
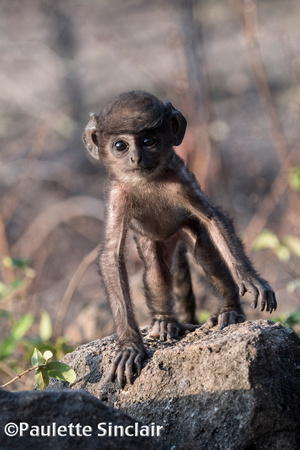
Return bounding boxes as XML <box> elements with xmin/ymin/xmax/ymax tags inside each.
<box><xmin>173</xmin><ymin>241</ymin><xmax>198</xmax><ymax>324</ymax></box>
<box><xmin>194</xmin><ymin>227</ymin><xmax>245</xmax><ymax>329</ymax></box>
<box><xmin>135</xmin><ymin>234</ymin><xmax>196</xmax><ymax>341</ymax></box>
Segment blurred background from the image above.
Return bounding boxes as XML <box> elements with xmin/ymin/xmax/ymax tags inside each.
<box><xmin>1</xmin><ymin>0</ymin><xmax>300</xmax><ymax>389</ymax></box>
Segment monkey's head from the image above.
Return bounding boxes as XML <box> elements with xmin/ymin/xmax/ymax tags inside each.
<box><xmin>83</xmin><ymin>90</ymin><xmax>187</xmax><ymax>183</ymax></box>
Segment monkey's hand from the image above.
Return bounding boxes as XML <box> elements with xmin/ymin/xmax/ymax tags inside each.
<box><xmin>109</xmin><ymin>342</ymin><xmax>147</xmax><ymax>389</ymax></box>
<box><xmin>149</xmin><ymin>317</ymin><xmax>197</xmax><ymax>341</ymax></box>
<box><xmin>237</xmin><ymin>274</ymin><xmax>277</xmax><ymax>313</ymax></box>
<box><xmin>207</xmin><ymin>309</ymin><xmax>246</xmax><ymax>330</ymax></box>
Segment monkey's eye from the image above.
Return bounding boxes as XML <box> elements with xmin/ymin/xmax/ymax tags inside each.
<box><xmin>143</xmin><ymin>136</ymin><xmax>156</xmax><ymax>147</ymax></box>
<box><xmin>114</xmin><ymin>140</ymin><xmax>128</xmax><ymax>152</ymax></box>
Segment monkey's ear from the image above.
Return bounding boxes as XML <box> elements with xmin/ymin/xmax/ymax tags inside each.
<box><xmin>83</xmin><ymin>113</ymin><xmax>100</xmax><ymax>160</ymax></box>
<box><xmin>167</xmin><ymin>102</ymin><xmax>187</xmax><ymax>146</ymax></box>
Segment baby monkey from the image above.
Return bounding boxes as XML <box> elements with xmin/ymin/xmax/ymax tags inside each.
<box><xmin>83</xmin><ymin>90</ymin><xmax>277</xmax><ymax>388</ymax></box>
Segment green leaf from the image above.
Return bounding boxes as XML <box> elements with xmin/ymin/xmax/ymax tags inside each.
<box><xmin>252</xmin><ymin>229</ymin><xmax>279</xmax><ymax>251</ymax></box>
<box><xmin>56</xmin><ymin>115</ymin><xmax>76</xmax><ymax>139</ymax></box>
<box><xmin>198</xmin><ymin>310</ymin><xmax>210</xmax><ymax>323</ymax></box>
<box><xmin>46</xmin><ymin>361</ymin><xmax>76</xmax><ymax>383</ymax></box>
<box><xmin>0</xmin><ymin>282</ymin><xmax>9</xmax><ymax>297</ymax></box>
<box><xmin>11</xmin><ymin>258</ymin><xmax>31</xmax><ymax>269</ymax></box>
<box><xmin>0</xmin><ymin>310</ymin><xmax>10</xmax><ymax>320</ymax></box>
<box><xmin>0</xmin><ymin>279</ymin><xmax>25</xmax><ymax>299</ymax></box>
<box><xmin>31</xmin><ymin>348</ymin><xmax>44</xmax><ymax>367</ymax></box>
<box><xmin>2</xmin><ymin>257</ymin><xmax>31</xmax><ymax>269</ymax></box>
<box><xmin>35</xmin><ymin>368</ymin><xmax>49</xmax><ymax>390</ymax></box>
<box><xmin>287</xmin><ymin>279</ymin><xmax>300</xmax><ymax>294</ymax></box>
<box><xmin>2</xmin><ymin>257</ymin><xmax>12</xmax><ymax>268</ymax></box>
<box><xmin>10</xmin><ymin>279</ymin><xmax>24</xmax><ymax>291</ymax></box>
<box><xmin>286</xmin><ymin>310</ymin><xmax>300</xmax><ymax>326</ymax></box>
<box><xmin>289</xmin><ymin>166</ymin><xmax>300</xmax><ymax>191</ymax></box>
<box><xmin>11</xmin><ymin>314</ymin><xmax>34</xmax><ymax>340</ymax></box>
<box><xmin>39</xmin><ymin>310</ymin><xmax>52</xmax><ymax>341</ymax></box>
<box><xmin>43</xmin><ymin>350</ymin><xmax>53</xmax><ymax>362</ymax></box>
<box><xmin>275</xmin><ymin>244</ymin><xmax>291</xmax><ymax>261</ymax></box>
<box><xmin>273</xmin><ymin>309</ymin><xmax>300</xmax><ymax>328</ymax></box>
<box><xmin>282</xmin><ymin>236</ymin><xmax>300</xmax><ymax>259</ymax></box>
<box><xmin>0</xmin><ymin>337</ymin><xmax>16</xmax><ymax>360</ymax></box>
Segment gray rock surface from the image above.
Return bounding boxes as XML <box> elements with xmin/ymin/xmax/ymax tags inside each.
<box><xmin>50</xmin><ymin>320</ymin><xmax>300</xmax><ymax>449</ymax></box>
<box><xmin>0</xmin><ymin>389</ymin><xmax>159</xmax><ymax>449</ymax></box>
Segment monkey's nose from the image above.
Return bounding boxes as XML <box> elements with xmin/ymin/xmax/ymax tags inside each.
<box><xmin>130</xmin><ymin>154</ymin><xmax>142</xmax><ymax>166</ymax></box>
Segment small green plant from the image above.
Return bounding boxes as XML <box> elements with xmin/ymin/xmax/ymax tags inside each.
<box><xmin>0</xmin><ymin>308</ymin><xmax>72</xmax><ymax>372</ymax></box>
<box><xmin>272</xmin><ymin>310</ymin><xmax>300</xmax><ymax>330</ymax></box>
<box><xmin>197</xmin><ymin>309</ymin><xmax>211</xmax><ymax>324</ymax></box>
<box><xmin>1</xmin><ymin>348</ymin><xmax>76</xmax><ymax>390</ymax></box>
<box><xmin>0</xmin><ymin>313</ymin><xmax>34</xmax><ymax>361</ymax></box>
<box><xmin>0</xmin><ymin>256</ymin><xmax>73</xmax><ymax>384</ymax></box>
<box><xmin>289</xmin><ymin>166</ymin><xmax>300</xmax><ymax>192</ymax></box>
<box><xmin>253</xmin><ymin>229</ymin><xmax>300</xmax><ymax>295</ymax></box>
<box><xmin>0</xmin><ymin>257</ymin><xmax>35</xmax><ymax>300</ymax></box>
<box><xmin>253</xmin><ymin>229</ymin><xmax>300</xmax><ymax>262</ymax></box>
<box><xmin>253</xmin><ymin>228</ymin><xmax>300</xmax><ymax>333</ymax></box>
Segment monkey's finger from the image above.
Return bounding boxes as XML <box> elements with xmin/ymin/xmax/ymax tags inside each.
<box><xmin>265</xmin><ymin>291</ymin><xmax>272</xmax><ymax>312</ymax></box>
<box><xmin>236</xmin><ymin>313</ymin><xmax>246</xmax><ymax>324</ymax></box>
<box><xmin>109</xmin><ymin>352</ymin><xmax>123</xmax><ymax>383</ymax></box>
<box><xmin>150</xmin><ymin>321</ymin><xmax>161</xmax><ymax>339</ymax></box>
<box><xmin>239</xmin><ymin>283</ymin><xmax>246</xmax><ymax>296</ymax></box>
<box><xmin>247</xmin><ymin>283</ymin><xmax>259</xmax><ymax>308</ymax></box>
<box><xmin>272</xmin><ymin>291</ymin><xmax>277</xmax><ymax>311</ymax></box>
<box><xmin>218</xmin><ymin>311</ymin><xmax>238</xmax><ymax>330</ymax></box>
<box><xmin>207</xmin><ymin>315</ymin><xmax>218</xmax><ymax>328</ymax></box>
<box><xmin>125</xmin><ymin>354</ymin><xmax>135</xmax><ymax>385</ymax></box>
<box><xmin>117</xmin><ymin>352</ymin><xmax>128</xmax><ymax>389</ymax></box>
<box><xmin>134</xmin><ymin>354</ymin><xmax>143</xmax><ymax>376</ymax></box>
<box><xmin>259</xmin><ymin>289</ymin><xmax>268</xmax><ymax>312</ymax></box>
<box><xmin>270</xmin><ymin>290</ymin><xmax>277</xmax><ymax>312</ymax></box>
<box><xmin>266</xmin><ymin>290</ymin><xmax>277</xmax><ymax>313</ymax></box>
<box><xmin>218</xmin><ymin>312</ymin><xmax>230</xmax><ymax>330</ymax></box>
<box><xmin>159</xmin><ymin>321</ymin><xmax>167</xmax><ymax>341</ymax></box>
<box><xmin>251</xmin><ymin>287</ymin><xmax>259</xmax><ymax>309</ymax></box>
<box><xmin>167</xmin><ymin>323</ymin><xmax>179</xmax><ymax>339</ymax></box>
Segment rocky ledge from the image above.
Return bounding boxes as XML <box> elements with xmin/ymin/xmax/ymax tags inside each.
<box><xmin>1</xmin><ymin>320</ymin><xmax>299</xmax><ymax>449</ymax></box>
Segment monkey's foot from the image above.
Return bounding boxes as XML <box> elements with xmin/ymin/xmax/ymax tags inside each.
<box><xmin>149</xmin><ymin>317</ymin><xmax>197</xmax><ymax>341</ymax></box>
<box><xmin>207</xmin><ymin>310</ymin><xmax>245</xmax><ymax>330</ymax></box>
<box><xmin>109</xmin><ymin>342</ymin><xmax>147</xmax><ymax>389</ymax></box>
<box><xmin>237</xmin><ymin>275</ymin><xmax>277</xmax><ymax>313</ymax></box>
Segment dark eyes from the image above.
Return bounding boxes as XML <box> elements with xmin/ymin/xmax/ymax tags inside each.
<box><xmin>113</xmin><ymin>136</ymin><xmax>156</xmax><ymax>152</ymax></box>
<box><xmin>114</xmin><ymin>140</ymin><xmax>128</xmax><ymax>152</ymax></box>
<box><xmin>143</xmin><ymin>136</ymin><xmax>156</xmax><ymax>147</ymax></box>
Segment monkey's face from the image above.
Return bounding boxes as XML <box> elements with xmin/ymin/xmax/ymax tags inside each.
<box><xmin>83</xmin><ymin>91</ymin><xmax>187</xmax><ymax>183</ymax></box>
<box><xmin>103</xmin><ymin>128</ymin><xmax>174</xmax><ymax>183</ymax></box>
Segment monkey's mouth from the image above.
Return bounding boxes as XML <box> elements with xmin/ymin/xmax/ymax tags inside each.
<box><xmin>131</xmin><ymin>165</ymin><xmax>157</xmax><ymax>175</ymax></box>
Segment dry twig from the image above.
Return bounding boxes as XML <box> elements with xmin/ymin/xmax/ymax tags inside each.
<box><xmin>0</xmin><ymin>212</ymin><xmax>14</xmax><ymax>284</ymax></box>
<box><xmin>53</xmin><ymin>243</ymin><xmax>102</xmax><ymax>339</ymax></box>
<box><xmin>232</xmin><ymin>0</ymin><xmax>294</xmax><ymax>246</ymax></box>
<box><xmin>13</xmin><ymin>196</ymin><xmax>105</xmax><ymax>258</ymax></box>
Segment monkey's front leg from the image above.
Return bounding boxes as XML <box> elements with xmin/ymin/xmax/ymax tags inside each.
<box><xmin>207</xmin><ymin>210</ymin><xmax>277</xmax><ymax>314</ymax></box>
<box><xmin>135</xmin><ymin>234</ymin><xmax>196</xmax><ymax>340</ymax></box>
<box><xmin>194</xmin><ymin>227</ymin><xmax>246</xmax><ymax>329</ymax></box>
<box><xmin>185</xmin><ymin>187</ymin><xmax>277</xmax><ymax>315</ymax></box>
<box><xmin>100</xmin><ymin>244</ymin><xmax>147</xmax><ymax>388</ymax></box>
<box><xmin>100</xmin><ymin>209</ymin><xmax>147</xmax><ymax>388</ymax></box>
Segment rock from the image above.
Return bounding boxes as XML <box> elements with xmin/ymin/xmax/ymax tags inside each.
<box><xmin>50</xmin><ymin>320</ymin><xmax>300</xmax><ymax>449</ymax></box>
<box><xmin>0</xmin><ymin>389</ymin><xmax>159</xmax><ymax>449</ymax></box>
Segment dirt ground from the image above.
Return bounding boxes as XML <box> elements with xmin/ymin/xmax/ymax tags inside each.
<box><xmin>1</xmin><ymin>0</ymin><xmax>300</xmax><ymax>347</ymax></box>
